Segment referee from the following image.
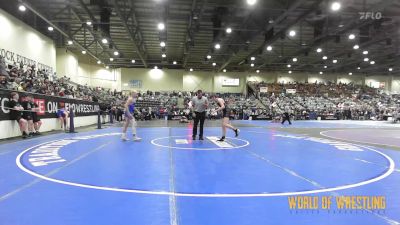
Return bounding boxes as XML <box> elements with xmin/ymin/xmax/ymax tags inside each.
<box><xmin>281</xmin><ymin>105</ymin><xmax>292</xmax><ymax>125</ymax></box>
<box><xmin>192</xmin><ymin>90</ymin><xmax>208</xmax><ymax>140</ymax></box>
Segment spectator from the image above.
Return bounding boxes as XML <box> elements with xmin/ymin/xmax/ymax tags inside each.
<box><xmin>8</xmin><ymin>92</ymin><xmax>29</xmax><ymax>138</ymax></box>
<box><xmin>29</xmin><ymin>95</ymin><xmax>42</xmax><ymax>135</ymax></box>
<box><xmin>56</xmin><ymin>106</ymin><xmax>69</xmax><ymax>131</ymax></box>
<box><xmin>20</xmin><ymin>95</ymin><xmax>35</xmax><ymax>136</ymax></box>
<box><xmin>0</xmin><ymin>74</ymin><xmax>8</xmax><ymax>89</ymax></box>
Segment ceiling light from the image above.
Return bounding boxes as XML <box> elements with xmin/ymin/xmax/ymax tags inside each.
<box><xmin>256</xmin><ymin>70</ymin><xmax>260</xmax><ymax>73</ymax></box>
<box><xmin>292</xmin><ymin>58</ymin><xmax>297</xmax><ymax>62</ymax></box>
<box><xmin>324</xmin><ymin>66</ymin><xmax>328</xmax><ymax>69</ymax></box>
<box><xmin>131</xmin><ymin>59</ymin><xmax>136</xmax><ymax>63</ymax></box>
<box><xmin>173</xmin><ymin>61</ymin><xmax>177</xmax><ymax>65</ymax></box>
<box><xmin>81</xmin><ymin>50</ymin><xmax>86</xmax><ymax>54</ymax></box>
<box><xmin>223</xmin><ymin>69</ymin><xmax>227</xmax><ymax>72</ymax></box>
<box><xmin>288</xmin><ymin>71</ymin><xmax>292</xmax><ymax>74</ymax></box>
<box><xmin>363</xmin><ymin>50</ymin><xmax>368</xmax><ymax>55</ymax></box>
<box><xmin>97</xmin><ymin>60</ymin><xmax>101</xmax><ymax>64</ymax></box>
<box><xmin>353</xmin><ymin>45</ymin><xmax>359</xmax><ymax>49</ymax></box>
<box><xmin>251</xmin><ymin>63</ymin><xmax>255</xmax><ymax>67</ymax></box>
<box><xmin>287</xmin><ymin>64</ymin><xmax>291</xmax><ymax>68</ymax></box>
<box><xmin>207</xmin><ymin>55</ymin><xmax>212</xmax><ymax>59</ymax></box>
<box><xmin>190</xmin><ymin>68</ymin><xmax>193</xmax><ymax>72</ymax></box>
<box><xmin>357</xmin><ymin>67</ymin><xmax>361</xmax><ymax>70</ymax></box>
<box><xmin>215</xmin><ymin>43</ymin><xmax>221</xmax><ymax>49</ymax></box>
<box><xmin>316</xmin><ymin>48</ymin><xmax>322</xmax><ymax>53</ymax></box>
<box><xmin>370</xmin><ymin>61</ymin><xmax>375</xmax><ymax>65</ymax></box>
<box><xmin>226</xmin><ymin>27</ymin><xmax>232</xmax><ymax>34</ymax></box>
<box><xmin>348</xmin><ymin>72</ymin><xmax>353</xmax><ymax>75</ymax></box>
<box><xmin>332</xmin><ymin>59</ymin><xmax>338</xmax><ymax>63</ymax></box>
<box><xmin>19</xmin><ymin>5</ymin><xmax>26</xmax><ymax>11</ymax></box>
<box><xmin>348</xmin><ymin>34</ymin><xmax>355</xmax><ymax>40</ymax></box>
<box><xmin>212</xmin><ymin>62</ymin><xmax>217</xmax><ymax>66</ymax></box>
<box><xmin>162</xmin><ymin>54</ymin><xmax>167</xmax><ymax>58</ymax></box>
<box><xmin>266</xmin><ymin>46</ymin><xmax>272</xmax><ymax>51</ymax></box>
<box><xmin>106</xmin><ymin>66</ymin><xmax>109</xmax><ymax>69</ymax></box>
<box><xmin>331</xmin><ymin>2</ymin><xmax>341</xmax><ymax>11</ymax></box>
<box><xmin>48</xmin><ymin>26</ymin><xmax>54</xmax><ymax>31</ymax></box>
<box><xmin>319</xmin><ymin>71</ymin><xmax>323</xmax><ymax>75</ymax></box>
<box><xmin>160</xmin><ymin>42</ymin><xmax>166</xmax><ymax>47</ymax></box>
<box><xmin>246</xmin><ymin>0</ymin><xmax>257</xmax><ymax>6</ymax></box>
<box><xmin>289</xmin><ymin>30</ymin><xmax>296</xmax><ymax>37</ymax></box>
<box><xmin>322</xmin><ymin>56</ymin><xmax>328</xmax><ymax>60</ymax></box>
<box><xmin>102</xmin><ymin>38</ymin><xmax>108</xmax><ymax>44</ymax></box>
<box><xmin>364</xmin><ymin>58</ymin><xmax>369</xmax><ymax>62</ymax></box>
<box><xmin>113</xmin><ymin>51</ymin><xmax>119</xmax><ymax>56</ymax></box>
<box><xmin>110</xmin><ymin>58</ymin><xmax>114</xmax><ymax>61</ymax></box>
<box><xmin>250</xmin><ymin>56</ymin><xmax>256</xmax><ymax>61</ymax></box>
<box><xmin>158</xmin><ymin>23</ymin><xmax>165</xmax><ymax>30</ymax></box>
<box><xmin>389</xmin><ymin>68</ymin><xmax>393</xmax><ymax>71</ymax></box>
<box><xmin>86</xmin><ymin>21</ymin><xmax>92</xmax><ymax>26</ymax></box>
<box><xmin>154</xmin><ymin>66</ymin><xmax>158</xmax><ymax>69</ymax></box>
<box><xmin>67</xmin><ymin>40</ymin><xmax>73</xmax><ymax>45</ymax></box>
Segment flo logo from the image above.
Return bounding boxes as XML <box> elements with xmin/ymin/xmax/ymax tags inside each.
<box><xmin>359</xmin><ymin>12</ymin><xmax>382</xmax><ymax>20</ymax></box>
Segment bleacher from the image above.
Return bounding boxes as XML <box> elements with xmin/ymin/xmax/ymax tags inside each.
<box><xmin>248</xmin><ymin>81</ymin><xmax>400</xmax><ymax>121</ymax></box>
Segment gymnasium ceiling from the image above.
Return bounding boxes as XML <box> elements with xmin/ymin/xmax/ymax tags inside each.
<box><xmin>1</xmin><ymin>0</ymin><xmax>400</xmax><ymax>75</ymax></box>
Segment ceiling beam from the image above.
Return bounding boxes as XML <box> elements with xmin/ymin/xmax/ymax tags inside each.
<box><xmin>70</xmin><ymin>8</ymin><xmax>105</xmax><ymax>53</ymax></box>
<box><xmin>112</xmin><ymin>0</ymin><xmax>148</xmax><ymax>67</ymax></box>
<box><xmin>75</xmin><ymin>0</ymin><xmax>124</xmax><ymax>66</ymax></box>
<box><xmin>261</xmin><ymin>0</ymin><xmax>398</xmax><ymax>71</ymax></box>
<box><xmin>183</xmin><ymin>0</ymin><xmax>208</xmax><ymax>68</ymax></box>
<box><xmin>218</xmin><ymin>0</ymin><xmax>314</xmax><ymax>72</ymax></box>
<box><xmin>20</xmin><ymin>0</ymin><xmax>101</xmax><ymax>62</ymax></box>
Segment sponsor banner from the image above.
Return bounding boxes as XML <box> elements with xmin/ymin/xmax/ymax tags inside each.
<box><xmin>222</xmin><ymin>78</ymin><xmax>240</xmax><ymax>86</ymax></box>
<box><xmin>0</xmin><ymin>47</ymin><xmax>54</xmax><ymax>73</ymax></box>
<box><xmin>129</xmin><ymin>80</ymin><xmax>142</xmax><ymax>88</ymax></box>
<box><xmin>286</xmin><ymin>89</ymin><xmax>297</xmax><ymax>94</ymax></box>
<box><xmin>0</xmin><ymin>88</ymin><xmax>99</xmax><ymax>121</ymax></box>
<box><xmin>259</xmin><ymin>87</ymin><xmax>268</xmax><ymax>93</ymax></box>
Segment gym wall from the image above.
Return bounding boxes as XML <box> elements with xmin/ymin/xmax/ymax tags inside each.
<box><xmin>56</xmin><ymin>49</ymin><xmax>122</xmax><ymax>91</ymax></box>
<box><xmin>0</xmin><ymin>8</ymin><xmax>55</xmax><ymax>72</ymax></box>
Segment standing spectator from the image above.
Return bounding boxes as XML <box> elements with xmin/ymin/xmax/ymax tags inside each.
<box><xmin>57</xmin><ymin>106</ymin><xmax>69</xmax><ymax>130</ymax></box>
<box><xmin>29</xmin><ymin>95</ymin><xmax>42</xmax><ymax>135</ymax></box>
<box><xmin>116</xmin><ymin>106</ymin><xmax>123</xmax><ymax>122</ymax></box>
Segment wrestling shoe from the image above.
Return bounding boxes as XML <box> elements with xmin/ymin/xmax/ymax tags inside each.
<box><xmin>121</xmin><ymin>134</ymin><xmax>129</xmax><ymax>141</ymax></box>
<box><xmin>234</xmin><ymin>129</ymin><xmax>240</xmax><ymax>137</ymax></box>
<box><xmin>133</xmin><ymin>136</ymin><xmax>142</xmax><ymax>142</ymax></box>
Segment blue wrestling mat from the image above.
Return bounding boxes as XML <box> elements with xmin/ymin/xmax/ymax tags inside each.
<box><xmin>0</xmin><ymin>122</ymin><xmax>399</xmax><ymax>225</ymax></box>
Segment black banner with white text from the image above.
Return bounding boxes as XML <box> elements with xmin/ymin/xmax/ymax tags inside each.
<box><xmin>0</xmin><ymin>88</ymin><xmax>100</xmax><ymax>121</ymax></box>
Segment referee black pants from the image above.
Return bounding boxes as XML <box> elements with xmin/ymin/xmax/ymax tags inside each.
<box><xmin>281</xmin><ymin>112</ymin><xmax>292</xmax><ymax>125</ymax></box>
<box><xmin>193</xmin><ymin>111</ymin><xmax>206</xmax><ymax>137</ymax></box>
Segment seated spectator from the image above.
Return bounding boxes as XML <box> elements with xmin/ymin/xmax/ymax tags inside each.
<box><xmin>21</xmin><ymin>95</ymin><xmax>35</xmax><ymax>136</ymax></box>
<box><xmin>8</xmin><ymin>92</ymin><xmax>29</xmax><ymax>138</ymax></box>
<box><xmin>0</xmin><ymin>74</ymin><xmax>8</xmax><ymax>89</ymax></box>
